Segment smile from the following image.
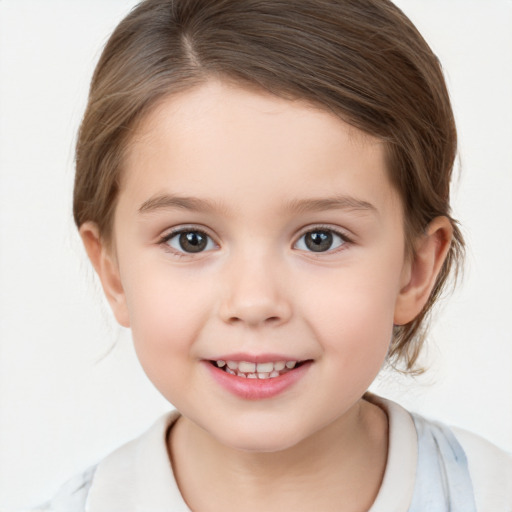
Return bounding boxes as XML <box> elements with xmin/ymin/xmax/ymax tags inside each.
<box><xmin>212</xmin><ymin>360</ymin><xmax>301</xmax><ymax>380</ymax></box>
<box><xmin>206</xmin><ymin>357</ymin><xmax>312</xmax><ymax>400</ymax></box>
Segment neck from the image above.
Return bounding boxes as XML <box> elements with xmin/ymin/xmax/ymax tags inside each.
<box><xmin>168</xmin><ymin>398</ymin><xmax>388</xmax><ymax>512</ymax></box>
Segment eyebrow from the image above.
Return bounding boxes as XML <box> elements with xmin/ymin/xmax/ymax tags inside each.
<box><xmin>138</xmin><ymin>194</ymin><xmax>225</xmax><ymax>214</ymax></box>
<box><xmin>285</xmin><ymin>196</ymin><xmax>378</xmax><ymax>215</ymax></box>
<box><xmin>138</xmin><ymin>193</ymin><xmax>378</xmax><ymax>216</ymax></box>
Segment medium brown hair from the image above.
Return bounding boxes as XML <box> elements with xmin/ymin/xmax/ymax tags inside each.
<box><xmin>74</xmin><ymin>0</ymin><xmax>464</xmax><ymax>372</ymax></box>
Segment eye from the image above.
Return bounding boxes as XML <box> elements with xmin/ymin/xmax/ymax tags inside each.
<box><xmin>164</xmin><ymin>229</ymin><xmax>216</xmax><ymax>254</ymax></box>
<box><xmin>294</xmin><ymin>229</ymin><xmax>347</xmax><ymax>253</ymax></box>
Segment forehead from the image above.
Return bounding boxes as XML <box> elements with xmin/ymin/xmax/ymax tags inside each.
<box><xmin>120</xmin><ymin>80</ymin><xmax>399</xmax><ymax>219</ymax></box>
<box><xmin>128</xmin><ymin>80</ymin><xmax>381</xmax><ymax>159</ymax></box>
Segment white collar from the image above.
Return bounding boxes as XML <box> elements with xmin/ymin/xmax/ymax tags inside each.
<box><xmin>86</xmin><ymin>396</ymin><xmax>418</xmax><ymax>512</ymax></box>
<box><xmin>86</xmin><ymin>410</ymin><xmax>189</xmax><ymax>512</ymax></box>
<box><xmin>366</xmin><ymin>394</ymin><xmax>417</xmax><ymax>512</ymax></box>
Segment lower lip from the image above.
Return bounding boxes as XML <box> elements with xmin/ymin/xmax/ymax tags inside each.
<box><xmin>204</xmin><ymin>361</ymin><xmax>312</xmax><ymax>400</ymax></box>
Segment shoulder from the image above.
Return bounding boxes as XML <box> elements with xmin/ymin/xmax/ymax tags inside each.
<box><xmin>24</xmin><ymin>410</ymin><xmax>181</xmax><ymax>512</ymax></box>
<box><xmin>367</xmin><ymin>393</ymin><xmax>512</xmax><ymax>511</ymax></box>
<box><xmin>411</xmin><ymin>411</ymin><xmax>512</xmax><ymax>511</ymax></box>
<box><xmin>452</xmin><ymin>427</ymin><xmax>512</xmax><ymax>511</ymax></box>
<box><xmin>19</xmin><ymin>465</ymin><xmax>96</xmax><ymax>512</ymax></box>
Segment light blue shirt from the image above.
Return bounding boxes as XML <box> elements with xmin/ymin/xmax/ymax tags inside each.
<box><xmin>409</xmin><ymin>413</ymin><xmax>477</xmax><ymax>511</ymax></box>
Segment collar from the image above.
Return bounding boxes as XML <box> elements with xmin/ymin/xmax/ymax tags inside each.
<box><xmin>85</xmin><ymin>396</ymin><xmax>418</xmax><ymax>512</ymax></box>
<box><xmin>86</xmin><ymin>410</ymin><xmax>190</xmax><ymax>512</ymax></box>
<box><xmin>366</xmin><ymin>394</ymin><xmax>418</xmax><ymax>512</ymax></box>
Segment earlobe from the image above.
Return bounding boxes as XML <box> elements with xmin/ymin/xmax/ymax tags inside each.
<box><xmin>79</xmin><ymin>222</ymin><xmax>131</xmax><ymax>327</ymax></box>
<box><xmin>394</xmin><ymin>217</ymin><xmax>453</xmax><ymax>325</ymax></box>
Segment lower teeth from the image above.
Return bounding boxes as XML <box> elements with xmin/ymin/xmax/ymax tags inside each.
<box><xmin>224</xmin><ymin>367</ymin><xmax>284</xmax><ymax>379</ymax></box>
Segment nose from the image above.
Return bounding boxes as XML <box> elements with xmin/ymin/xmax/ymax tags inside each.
<box><xmin>218</xmin><ymin>253</ymin><xmax>292</xmax><ymax>328</ymax></box>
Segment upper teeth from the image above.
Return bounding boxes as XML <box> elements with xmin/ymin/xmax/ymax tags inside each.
<box><xmin>218</xmin><ymin>360</ymin><xmax>295</xmax><ymax>372</ymax></box>
<box><xmin>215</xmin><ymin>360</ymin><xmax>297</xmax><ymax>378</ymax></box>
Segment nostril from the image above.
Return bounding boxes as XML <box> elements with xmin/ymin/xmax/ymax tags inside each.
<box><xmin>219</xmin><ymin>295</ymin><xmax>292</xmax><ymax>327</ymax></box>
<box><xmin>227</xmin><ymin>315</ymin><xmax>281</xmax><ymax>323</ymax></box>
<box><xmin>225</xmin><ymin>313</ymin><xmax>286</xmax><ymax>326</ymax></box>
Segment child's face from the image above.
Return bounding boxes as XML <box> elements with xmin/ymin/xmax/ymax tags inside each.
<box><xmin>107</xmin><ymin>80</ymin><xmax>414</xmax><ymax>452</ymax></box>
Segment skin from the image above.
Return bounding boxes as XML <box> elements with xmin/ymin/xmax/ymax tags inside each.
<box><xmin>81</xmin><ymin>80</ymin><xmax>452</xmax><ymax>511</ymax></box>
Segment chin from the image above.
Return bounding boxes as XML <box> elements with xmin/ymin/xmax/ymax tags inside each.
<box><xmin>211</xmin><ymin>420</ymin><xmax>310</xmax><ymax>454</ymax></box>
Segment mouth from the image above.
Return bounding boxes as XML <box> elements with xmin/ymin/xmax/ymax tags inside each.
<box><xmin>209</xmin><ymin>359</ymin><xmax>308</xmax><ymax>380</ymax></box>
<box><xmin>206</xmin><ymin>357</ymin><xmax>312</xmax><ymax>399</ymax></box>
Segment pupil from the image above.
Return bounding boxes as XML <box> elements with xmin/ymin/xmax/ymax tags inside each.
<box><xmin>180</xmin><ymin>231</ymin><xmax>207</xmax><ymax>252</ymax></box>
<box><xmin>305</xmin><ymin>231</ymin><xmax>332</xmax><ymax>252</ymax></box>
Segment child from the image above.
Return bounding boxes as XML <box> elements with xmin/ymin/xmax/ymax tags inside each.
<box><xmin>30</xmin><ymin>0</ymin><xmax>512</xmax><ymax>510</ymax></box>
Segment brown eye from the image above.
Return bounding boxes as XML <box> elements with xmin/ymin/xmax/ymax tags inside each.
<box><xmin>167</xmin><ymin>230</ymin><xmax>215</xmax><ymax>253</ymax></box>
<box><xmin>295</xmin><ymin>229</ymin><xmax>346</xmax><ymax>253</ymax></box>
<box><xmin>305</xmin><ymin>231</ymin><xmax>333</xmax><ymax>252</ymax></box>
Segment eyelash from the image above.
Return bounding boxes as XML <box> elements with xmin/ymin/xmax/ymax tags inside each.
<box><xmin>158</xmin><ymin>227</ymin><xmax>217</xmax><ymax>257</ymax></box>
<box><xmin>157</xmin><ymin>225</ymin><xmax>353</xmax><ymax>257</ymax></box>
<box><xmin>293</xmin><ymin>225</ymin><xmax>352</xmax><ymax>255</ymax></box>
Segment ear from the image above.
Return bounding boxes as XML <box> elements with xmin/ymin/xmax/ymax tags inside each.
<box><xmin>79</xmin><ymin>222</ymin><xmax>130</xmax><ymax>327</ymax></box>
<box><xmin>394</xmin><ymin>216</ymin><xmax>453</xmax><ymax>325</ymax></box>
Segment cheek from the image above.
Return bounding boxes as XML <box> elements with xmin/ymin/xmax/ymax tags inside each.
<box><xmin>307</xmin><ymin>291</ymin><xmax>395</xmax><ymax>398</ymax></box>
<box><xmin>299</xmin><ymin>261</ymin><xmax>401</xmax><ymax>363</ymax></box>
<box><xmin>121</xmin><ymin>265</ymin><xmax>213</xmax><ymax>394</ymax></box>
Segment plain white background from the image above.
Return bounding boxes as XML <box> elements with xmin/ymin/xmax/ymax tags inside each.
<box><xmin>0</xmin><ymin>0</ymin><xmax>511</xmax><ymax>508</ymax></box>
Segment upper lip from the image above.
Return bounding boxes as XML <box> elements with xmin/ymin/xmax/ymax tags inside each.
<box><xmin>206</xmin><ymin>353</ymin><xmax>306</xmax><ymax>364</ymax></box>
